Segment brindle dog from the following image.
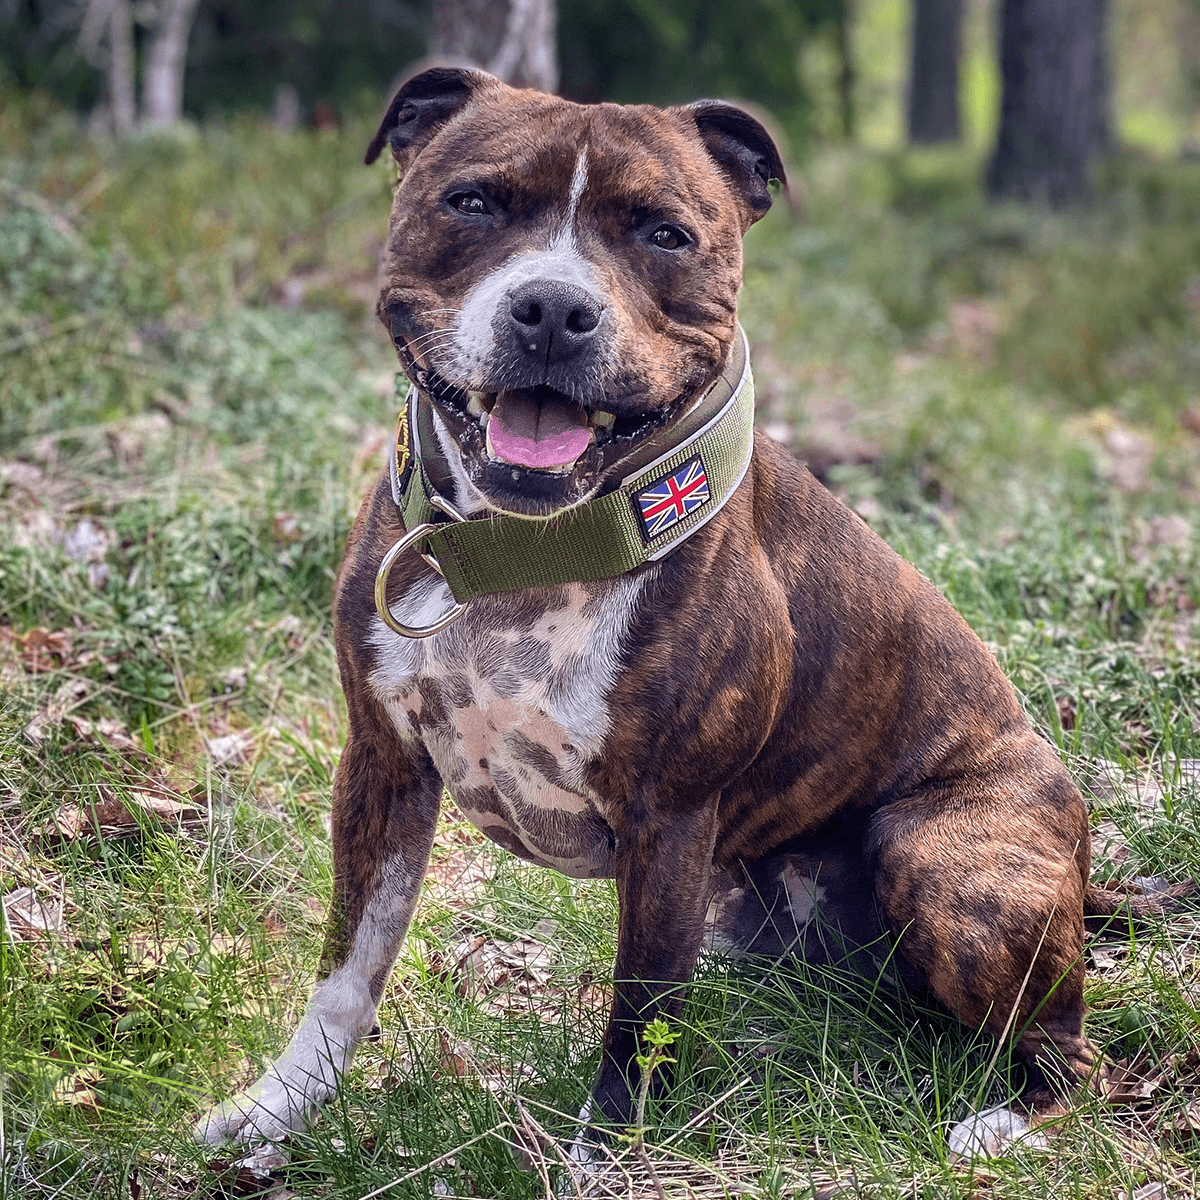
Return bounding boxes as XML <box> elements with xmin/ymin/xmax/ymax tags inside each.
<box><xmin>197</xmin><ymin>67</ymin><xmax>1172</xmax><ymax>1159</ymax></box>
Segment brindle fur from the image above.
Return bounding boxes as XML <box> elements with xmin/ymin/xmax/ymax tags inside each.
<box><xmin>201</xmin><ymin>68</ymin><xmax>1164</xmax><ymax>1151</ymax></box>
<box><xmin>334</xmin><ymin>444</ymin><xmax>1099</xmax><ymax>1124</ymax></box>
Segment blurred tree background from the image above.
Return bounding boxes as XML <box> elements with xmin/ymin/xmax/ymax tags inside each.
<box><xmin>3</xmin><ymin>0</ymin><xmax>1199</xmax><ymax>186</ymax></box>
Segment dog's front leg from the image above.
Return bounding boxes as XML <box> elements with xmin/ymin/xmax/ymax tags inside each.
<box><xmin>578</xmin><ymin>802</ymin><xmax>719</xmax><ymax>1155</ymax></box>
<box><xmin>196</xmin><ymin>722</ymin><xmax>441</xmax><ymax>1146</ymax></box>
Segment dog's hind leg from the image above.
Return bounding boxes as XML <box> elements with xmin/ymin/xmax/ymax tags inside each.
<box><xmin>196</xmin><ymin>718</ymin><xmax>442</xmax><ymax>1146</ymax></box>
<box><xmin>867</xmin><ymin>763</ymin><xmax>1102</xmax><ymax>1103</ymax></box>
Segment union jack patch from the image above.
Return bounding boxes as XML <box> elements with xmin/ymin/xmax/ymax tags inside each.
<box><xmin>634</xmin><ymin>454</ymin><xmax>711</xmax><ymax>541</ymax></box>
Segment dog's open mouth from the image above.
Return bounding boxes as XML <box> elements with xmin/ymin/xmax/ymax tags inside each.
<box><xmin>418</xmin><ymin>369</ymin><xmax>670</xmax><ymax>476</ymax></box>
<box><xmin>485</xmin><ymin>388</ymin><xmax>594</xmax><ymax>470</ymax></box>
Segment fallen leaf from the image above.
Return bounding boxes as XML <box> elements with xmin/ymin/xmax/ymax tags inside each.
<box><xmin>1104</xmin><ymin>1055</ymin><xmax>1164</xmax><ymax>1105</ymax></box>
<box><xmin>1102</xmin><ymin>424</ymin><xmax>1156</xmax><ymax>492</ymax></box>
<box><xmin>1090</xmin><ymin>946</ymin><xmax>1124</xmax><ymax>972</ymax></box>
<box><xmin>2</xmin><ymin>886</ymin><xmax>65</xmax><ymax>939</ymax></box>
<box><xmin>59</xmin><ymin>519</ymin><xmax>110</xmax><ymax>589</ymax></box>
<box><xmin>205</xmin><ymin>730</ymin><xmax>254</xmax><ymax>768</ymax></box>
<box><xmin>52</xmin><ymin>1068</ymin><xmax>102</xmax><ymax>1110</ymax></box>
<box><xmin>1144</xmin><ymin>515</ymin><xmax>1191</xmax><ymax>549</ymax></box>
<box><xmin>0</xmin><ymin>626</ymin><xmax>72</xmax><ymax>674</ymax></box>
<box><xmin>1092</xmin><ymin>818</ymin><xmax>1131</xmax><ymax>868</ymax></box>
<box><xmin>947</xmin><ymin>1105</ymin><xmax>1050</xmax><ymax>1160</ymax></box>
<box><xmin>1129</xmin><ymin>1183</ymin><xmax>1168</xmax><ymax>1200</ymax></box>
<box><xmin>1167</xmin><ymin>1098</ymin><xmax>1200</xmax><ymax>1146</ymax></box>
<box><xmin>41</xmin><ymin>789</ymin><xmax>205</xmax><ymax>843</ymax></box>
<box><xmin>23</xmin><ymin>678</ymin><xmax>92</xmax><ymax>743</ymax></box>
<box><xmin>438</xmin><ymin>1031</ymin><xmax>470</xmax><ymax>1078</ymax></box>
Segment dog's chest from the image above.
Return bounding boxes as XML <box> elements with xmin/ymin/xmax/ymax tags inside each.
<box><xmin>368</xmin><ymin>574</ymin><xmax>646</xmax><ymax>878</ymax></box>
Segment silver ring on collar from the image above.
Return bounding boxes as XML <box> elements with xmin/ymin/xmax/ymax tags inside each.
<box><xmin>374</xmin><ymin>521</ymin><xmax>468</xmax><ymax>639</ymax></box>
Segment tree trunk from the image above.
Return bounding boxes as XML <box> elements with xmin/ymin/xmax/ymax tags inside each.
<box><xmin>109</xmin><ymin>0</ymin><xmax>136</xmax><ymax>138</ymax></box>
<box><xmin>834</xmin><ymin>9</ymin><xmax>855</xmax><ymax>140</ymax></box>
<box><xmin>986</xmin><ymin>0</ymin><xmax>1105</xmax><ymax>204</ymax></box>
<box><xmin>431</xmin><ymin>0</ymin><xmax>558</xmax><ymax>93</ymax></box>
<box><xmin>1092</xmin><ymin>0</ymin><xmax>1112</xmax><ymax>154</ymax></box>
<box><xmin>142</xmin><ymin>0</ymin><xmax>202</xmax><ymax>126</ymax></box>
<box><xmin>907</xmin><ymin>0</ymin><xmax>963</xmax><ymax>143</ymax></box>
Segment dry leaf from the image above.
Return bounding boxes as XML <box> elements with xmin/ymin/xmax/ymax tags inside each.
<box><xmin>1092</xmin><ymin>818</ymin><xmax>1131</xmax><ymax>867</ymax></box>
<box><xmin>1</xmin><ymin>626</ymin><xmax>72</xmax><ymax>674</ymax></box>
<box><xmin>52</xmin><ymin>1068</ymin><xmax>102</xmax><ymax>1110</ymax></box>
<box><xmin>438</xmin><ymin>1031</ymin><xmax>471</xmax><ymax>1078</ymax></box>
<box><xmin>947</xmin><ymin>1105</ymin><xmax>1049</xmax><ymax>1160</ymax></box>
<box><xmin>1128</xmin><ymin>1184</ymin><xmax>1168</xmax><ymax>1200</ymax></box>
<box><xmin>1090</xmin><ymin>946</ymin><xmax>1124</xmax><ymax>972</ymax></box>
<box><xmin>205</xmin><ymin>730</ymin><xmax>254</xmax><ymax>767</ymax></box>
<box><xmin>1101</xmin><ymin>424</ymin><xmax>1155</xmax><ymax>492</ymax></box>
<box><xmin>23</xmin><ymin>678</ymin><xmax>92</xmax><ymax>743</ymax></box>
<box><xmin>41</xmin><ymin>789</ymin><xmax>205</xmax><ymax>843</ymax></box>
<box><xmin>1104</xmin><ymin>1056</ymin><xmax>1164</xmax><ymax>1105</ymax></box>
<box><xmin>1167</xmin><ymin>1098</ymin><xmax>1200</xmax><ymax>1146</ymax></box>
<box><xmin>2</xmin><ymin>886</ymin><xmax>64</xmax><ymax>939</ymax></box>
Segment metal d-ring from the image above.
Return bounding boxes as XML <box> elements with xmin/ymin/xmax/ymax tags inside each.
<box><xmin>374</xmin><ymin>521</ymin><xmax>468</xmax><ymax>639</ymax></box>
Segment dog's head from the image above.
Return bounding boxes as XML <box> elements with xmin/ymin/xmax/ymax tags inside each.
<box><xmin>367</xmin><ymin>68</ymin><xmax>785</xmax><ymax>516</ymax></box>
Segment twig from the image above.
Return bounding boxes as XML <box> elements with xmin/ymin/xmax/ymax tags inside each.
<box><xmin>355</xmin><ymin>1122</ymin><xmax>513</xmax><ymax>1200</ymax></box>
<box><xmin>515</xmin><ymin>1098</ymin><xmax>584</xmax><ymax>1200</ymax></box>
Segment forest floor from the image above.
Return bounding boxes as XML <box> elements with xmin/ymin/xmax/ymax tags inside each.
<box><xmin>3</xmin><ymin>93</ymin><xmax>1200</xmax><ymax>1199</ymax></box>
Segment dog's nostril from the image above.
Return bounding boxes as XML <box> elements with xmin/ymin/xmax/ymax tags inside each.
<box><xmin>565</xmin><ymin>304</ymin><xmax>600</xmax><ymax>335</ymax></box>
<box><xmin>511</xmin><ymin>297</ymin><xmax>543</xmax><ymax>327</ymax></box>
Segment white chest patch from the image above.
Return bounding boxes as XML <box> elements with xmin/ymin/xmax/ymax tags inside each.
<box><xmin>368</xmin><ymin>572</ymin><xmax>646</xmax><ymax>878</ymax></box>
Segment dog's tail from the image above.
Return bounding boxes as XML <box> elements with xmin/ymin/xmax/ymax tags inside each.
<box><xmin>1084</xmin><ymin>878</ymin><xmax>1195</xmax><ymax>932</ymax></box>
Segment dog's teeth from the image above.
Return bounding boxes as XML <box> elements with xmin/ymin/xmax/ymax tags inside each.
<box><xmin>415</xmin><ymin>369</ymin><xmax>428</xmax><ymax>386</ymax></box>
<box><xmin>467</xmin><ymin>392</ymin><xmax>486</xmax><ymax>418</ymax></box>
<box><xmin>592</xmin><ymin>410</ymin><xmax>616</xmax><ymax>430</ymax></box>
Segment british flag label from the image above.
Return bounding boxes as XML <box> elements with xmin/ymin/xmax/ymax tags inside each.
<box><xmin>634</xmin><ymin>454</ymin><xmax>711</xmax><ymax>541</ymax></box>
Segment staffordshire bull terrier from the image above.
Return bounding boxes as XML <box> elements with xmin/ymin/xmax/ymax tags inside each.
<box><xmin>197</xmin><ymin>66</ymin><xmax>1168</xmax><ymax>1159</ymax></box>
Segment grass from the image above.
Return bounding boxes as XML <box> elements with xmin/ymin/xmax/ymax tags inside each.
<box><xmin>2</xmin><ymin>85</ymin><xmax>1200</xmax><ymax>1199</ymax></box>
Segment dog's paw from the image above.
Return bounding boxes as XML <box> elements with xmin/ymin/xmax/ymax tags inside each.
<box><xmin>194</xmin><ymin>1072</ymin><xmax>329</xmax><ymax>1146</ymax></box>
<box><xmin>946</xmin><ymin>1105</ymin><xmax>1050</xmax><ymax>1160</ymax></box>
<box><xmin>561</xmin><ymin>1098</ymin><xmax>612</xmax><ymax>1197</ymax></box>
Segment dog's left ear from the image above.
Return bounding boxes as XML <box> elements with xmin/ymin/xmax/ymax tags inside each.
<box><xmin>683</xmin><ymin>101</ymin><xmax>787</xmax><ymax>228</ymax></box>
<box><xmin>365</xmin><ymin>66</ymin><xmax>497</xmax><ymax>169</ymax></box>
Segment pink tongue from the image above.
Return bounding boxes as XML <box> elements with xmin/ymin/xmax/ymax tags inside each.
<box><xmin>488</xmin><ymin>390</ymin><xmax>592</xmax><ymax>468</ymax></box>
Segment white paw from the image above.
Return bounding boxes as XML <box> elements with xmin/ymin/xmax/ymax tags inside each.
<box><xmin>194</xmin><ymin>1069</ymin><xmax>332</xmax><ymax>1146</ymax></box>
<box><xmin>563</xmin><ymin>1098</ymin><xmax>609</xmax><ymax>1197</ymax></box>
<box><xmin>947</xmin><ymin>1105</ymin><xmax>1050</xmax><ymax>1160</ymax></box>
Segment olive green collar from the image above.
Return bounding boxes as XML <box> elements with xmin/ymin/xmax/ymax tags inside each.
<box><xmin>376</xmin><ymin>328</ymin><xmax>755</xmax><ymax>637</ymax></box>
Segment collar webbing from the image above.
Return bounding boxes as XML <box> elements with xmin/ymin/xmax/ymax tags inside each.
<box><xmin>388</xmin><ymin>329</ymin><xmax>755</xmax><ymax>602</ymax></box>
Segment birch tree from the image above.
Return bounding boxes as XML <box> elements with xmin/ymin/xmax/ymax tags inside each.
<box><xmin>432</xmin><ymin>0</ymin><xmax>558</xmax><ymax>93</ymax></box>
<box><xmin>142</xmin><ymin>0</ymin><xmax>203</xmax><ymax>126</ymax></box>
<box><xmin>76</xmin><ymin>0</ymin><xmax>200</xmax><ymax>134</ymax></box>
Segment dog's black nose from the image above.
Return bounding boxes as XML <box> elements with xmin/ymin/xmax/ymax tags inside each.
<box><xmin>506</xmin><ymin>279</ymin><xmax>603</xmax><ymax>363</ymax></box>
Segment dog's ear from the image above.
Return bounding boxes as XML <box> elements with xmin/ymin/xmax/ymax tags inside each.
<box><xmin>683</xmin><ymin>101</ymin><xmax>787</xmax><ymax>228</ymax></box>
<box><xmin>365</xmin><ymin>67</ymin><xmax>496</xmax><ymax>169</ymax></box>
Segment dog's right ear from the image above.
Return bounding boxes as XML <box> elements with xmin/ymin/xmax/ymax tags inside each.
<box><xmin>364</xmin><ymin>67</ymin><xmax>495</xmax><ymax>169</ymax></box>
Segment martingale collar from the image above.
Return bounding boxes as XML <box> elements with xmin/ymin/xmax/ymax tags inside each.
<box><xmin>378</xmin><ymin>328</ymin><xmax>755</xmax><ymax>632</ymax></box>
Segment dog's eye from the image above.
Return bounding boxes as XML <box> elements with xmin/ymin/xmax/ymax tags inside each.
<box><xmin>649</xmin><ymin>224</ymin><xmax>690</xmax><ymax>251</ymax></box>
<box><xmin>448</xmin><ymin>191</ymin><xmax>489</xmax><ymax>216</ymax></box>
